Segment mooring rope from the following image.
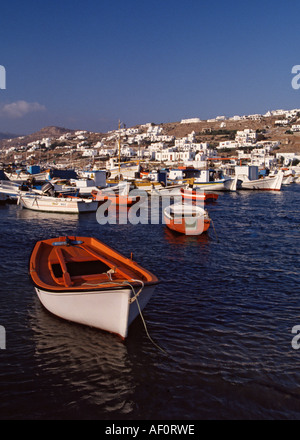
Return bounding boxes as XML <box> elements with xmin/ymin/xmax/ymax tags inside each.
<box><xmin>81</xmin><ymin>277</ymin><xmax>168</xmax><ymax>355</ymax></box>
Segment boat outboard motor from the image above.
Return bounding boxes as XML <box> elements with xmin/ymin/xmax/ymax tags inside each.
<box><xmin>41</xmin><ymin>182</ymin><xmax>55</xmax><ymax>197</ymax></box>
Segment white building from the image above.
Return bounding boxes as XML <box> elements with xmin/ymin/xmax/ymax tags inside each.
<box><xmin>98</xmin><ymin>147</ymin><xmax>115</xmax><ymax>157</ymax></box>
<box><xmin>235</xmin><ymin>129</ymin><xmax>257</xmax><ymax>145</ymax></box>
<box><xmin>217</xmin><ymin>141</ymin><xmax>239</xmax><ymax>150</ymax></box>
<box><xmin>155</xmin><ymin>149</ymin><xmax>195</xmax><ymax>163</ymax></box>
<box><xmin>82</xmin><ymin>149</ymin><xmax>96</xmax><ymax>157</ymax></box>
<box><xmin>121</xmin><ymin>146</ymin><xmax>136</xmax><ymax>157</ymax></box>
<box><xmin>147</xmin><ymin>125</ymin><xmax>163</xmax><ymax>135</ymax></box>
<box><xmin>180</xmin><ymin>118</ymin><xmax>201</xmax><ymax>124</ymax></box>
<box><xmin>275</xmin><ymin>119</ymin><xmax>289</xmax><ymax>126</ymax></box>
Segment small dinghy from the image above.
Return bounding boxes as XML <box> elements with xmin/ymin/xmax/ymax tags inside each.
<box><xmin>91</xmin><ymin>190</ymin><xmax>141</xmax><ymax>207</ymax></box>
<box><xmin>180</xmin><ymin>188</ymin><xmax>219</xmax><ymax>202</ymax></box>
<box><xmin>29</xmin><ymin>236</ymin><xmax>159</xmax><ymax>338</ymax></box>
<box><xmin>164</xmin><ymin>202</ymin><xmax>211</xmax><ymax>235</ymax></box>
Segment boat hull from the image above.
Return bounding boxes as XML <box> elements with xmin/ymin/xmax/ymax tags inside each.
<box><xmin>193</xmin><ymin>177</ymin><xmax>237</xmax><ymax>191</ymax></box>
<box><xmin>164</xmin><ymin>203</ymin><xmax>210</xmax><ymax>235</ymax></box>
<box><xmin>180</xmin><ymin>188</ymin><xmax>219</xmax><ymax>202</ymax></box>
<box><xmin>237</xmin><ymin>171</ymin><xmax>283</xmax><ymax>191</ymax></box>
<box><xmin>19</xmin><ymin>195</ymin><xmax>98</xmax><ymax>213</ymax></box>
<box><xmin>164</xmin><ymin>216</ymin><xmax>210</xmax><ymax>235</ymax></box>
<box><xmin>148</xmin><ymin>184</ymin><xmax>188</xmax><ymax>196</ymax></box>
<box><xmin>4</xmin><ymin>171</ymin><xmax>50</xmax><ymax>183</ymax></box>
<box><xmin>35</xmin><ymin>284</ymin><xmax>156</xmax><ymax>339</ymax></box>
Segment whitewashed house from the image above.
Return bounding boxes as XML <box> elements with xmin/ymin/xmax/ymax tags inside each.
<box><xmin>181</xmin><ymin>118</ymin><xmax>201</xmax><ymax>124</ymax></box>
<box><xmin>235</xmin><ymin>129</ymin><xmax>257</xmax><ymax>145</ymax></box>
<box><xmin>82</xmin><ymin>149</ymin><xmax>96</xmax><ymax>157</ymax></box>
<box><xmin>217</xmin><ymin>141</ymin><xmax>239</xmax><ymax>150</ymax></box>
<box><xmin>275</xmin><ymin>119</ymin><xmax>289</xmax><ymax>126</ymax></box>
<box><xmin>98</xmin><ymin>147</ymin><xmax>115</xmax><ymax>157</ymax></box>
<box><xmin>121</xmin><ymin>146</ymin><xmax>136</xmax><ymax>157</ymax></box>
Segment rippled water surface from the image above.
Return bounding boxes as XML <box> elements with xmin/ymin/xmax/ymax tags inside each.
<box><xmin>0</xmin><ymin>185</ymin><xmax>300</xmax><ymax>420</ymax></box>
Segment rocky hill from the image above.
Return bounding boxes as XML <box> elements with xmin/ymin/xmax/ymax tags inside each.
<box><xmin>1</xmin><ymin>116</ymin><xmax>300</xmax><ymax>156</ymax></box>
<box><xmin>0</xmin><ymin>126</ymin><xmax>78</xmax><ymax>150</ymax></box>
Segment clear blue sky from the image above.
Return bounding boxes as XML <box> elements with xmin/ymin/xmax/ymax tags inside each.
<box><xmin>0</xmin><ymin>0</ymin><xmax>299</xmax><ymax>134</ymax></box>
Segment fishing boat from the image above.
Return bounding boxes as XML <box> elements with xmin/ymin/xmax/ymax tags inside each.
<box><xmin>18</xmin><ymin>193</ymin><xmax>98</xmax><ymax>213</ymax></box>
<box><xmin>164</xmin><ymin>202</ymin><xmax>211</xmax><ymax>235</ymax></box>
<box><xmin>192</xmin><ymin>170</ymin><xmax>237</xmax><ymax>191</ymax></box>
<box><xmin>91</xmin><ymin>181</ymin><xmax>142</xmax><ymax>207</ymax></box>
<box><xmin>29</xmin><ymin>236</ymin><xmax>159</xmax><ymax>338</ymax></box>
<box><xmin>148</xmin><ymin>183</ymin><xmax>188</xmax><ymax>197</ymax></box>
<box><xmin>0</xmin><ymin>180</ymin><xmax>26</xmax><ymax>202</ymax></box>
<box><xmin>91</xmin><ymin>191</ymin><xmax>141</xmax><ymax>207</ymax></box>
<box><xmin>235</xmin><ymin>166</ymin><xmax>284</xmax><ymax>191</ymax></box>
<box><xmin>4</xmin><ymin>168</ymin><xmax>51</xmax><ymax>183</ymax></box>
<box><xmin>180</xmin><ymin>188</ymin><xmax>219</xmax><ymax>203</ymax></box>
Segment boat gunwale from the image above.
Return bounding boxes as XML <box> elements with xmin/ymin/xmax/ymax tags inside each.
<box><xmin>29</xmin><ymin>236</ymin><xmax>160</xmax><ymax>293</ymax></box>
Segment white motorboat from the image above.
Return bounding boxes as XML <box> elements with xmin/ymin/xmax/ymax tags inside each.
<box><xmin>147</xmin><ymin>183</ymin><xmax>189</xmax><ymax>196</ymax></box>
<box><xmin>0</xmin><ymin>180</ymin><xmax>38</xmax><ymax>202</ymax></box>
<box><xmin>192</xmin><ymin>170</ymin><xmax>237</xmax><ymax>191</ymax></box>
<box><xmin>4</xmin><ymin>169</ymin><xmax>51</xmax><ymax>183</ymax></box>
<box><xmin>235</xmin><ymin>166</ymin><xmax>284</xmax><ymax>191</ymax></box>
<box><xmin>18</xmin><ymin>193</ymin><xmax>98</xmax><ymax>213</ymax></box>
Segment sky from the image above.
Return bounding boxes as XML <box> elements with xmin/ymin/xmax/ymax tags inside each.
<box><xmin>0</xmin><ymin>0</ymin><xmax>300</xmax><ymax>135</ymax></box>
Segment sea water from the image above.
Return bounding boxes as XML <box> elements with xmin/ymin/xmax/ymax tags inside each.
<box><xmin>0</xmin><ymin>185</ymin><xmax>299</xmax><ymax>420</ymax></box>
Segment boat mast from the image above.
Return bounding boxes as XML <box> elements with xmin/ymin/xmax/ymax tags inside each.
<box><xmin>118</xmin><ymin>120</ymin><xmax>121</xmax><ymax>178</ymax></box>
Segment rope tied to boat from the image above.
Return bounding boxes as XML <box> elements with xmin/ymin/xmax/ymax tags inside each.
<box><xmin>81</xmin><ymin>277</ymin><xmax>167</xmax><ymax>355</ymax></box>
<box><xmin>124</xmin><ymin>279</ymin><xmax>168</xmax><ymax>356</ymax></box>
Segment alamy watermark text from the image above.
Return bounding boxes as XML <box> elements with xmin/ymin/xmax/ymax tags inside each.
<box><xmin>0</xmin><ymin>65</ymin><xmax>6</xmax><ymax>89</ymax></box>
<box><xmin>0</xmin><ymin>325</ymin><xmax>6</xmax><ymax>349</ymax></box>
<box><xmin>292</xmin><ymin>65</ymin><xmax>300</xmax><ymax>90</ymax></box>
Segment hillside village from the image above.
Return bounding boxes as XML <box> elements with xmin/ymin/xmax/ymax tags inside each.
<box><xmin>1</xmin><ymin>108</ymin><xmax>300</xmax><ymax>173</ymax></box>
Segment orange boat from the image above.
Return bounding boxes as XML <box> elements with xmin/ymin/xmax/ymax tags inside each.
<box><xmin>180</xmin><ymin>188</ymin><xmax>219</xmax><ymax>203</ymax></box>
<box><xmin>29</xmin><ymin>236</ymin><xmax>159</xmax><ymax>338</ymax></box>
<box><xmin>91</xmin><ymin>190</ymin><xmax>141</xmax><ymax>207</ymax></box>
<box><xmin>164</xmin><ymin>203</ymin><xmax>211</xmax><ymax>235</ymax></box>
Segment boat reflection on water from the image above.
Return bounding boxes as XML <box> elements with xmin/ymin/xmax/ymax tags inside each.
<box><xmin>16</xmin><ymin>205</ymin><xmax>82</xmax><ymax>222</ymax></box>
<box><xmin>163</xmin><ymin>225</ymin><xmax>211</xmax><ymax>246</ymax></box>
<box><xmin>29</xmin><ymin>298</ymin><xmax>136</xmax><ymax>416</ymax></box>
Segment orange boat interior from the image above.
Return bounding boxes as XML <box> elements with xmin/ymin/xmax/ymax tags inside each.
<box><xmin>30</xmin><ymin>236</ymin><xmax>157</xmax><ymax>291</ymax></box>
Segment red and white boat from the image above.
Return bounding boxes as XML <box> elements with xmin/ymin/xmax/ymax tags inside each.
<box><xmin>163</xmin><ymin>202</ymin><xmax>211</xmax><ymax>235</ymax></box>
<box><xmin>91</xmin><ymin>190</ymin><xmax>141</xmax><ymax>207</ymax></box>
<box><xmin>29</xmin><ymin>236</ymin><xmax>159</xmax><ymax>338</ymax></box>
<box><xmin>180</xmin><ymin>188</ymin><xmax>219</xmax><ymax>203</ymax></box>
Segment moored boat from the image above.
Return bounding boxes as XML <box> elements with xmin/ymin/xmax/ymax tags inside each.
<box><xmin>180</xmin><ymin>188</ymin><xmax>219</xmax><ymax>202</ymax></box>
<box><xmin>4</xmin><ymin>168</ymin><xmax>51</xmax><ymax>183</ymax></box>
<box><xmin>236</xmin><ymin>167</ymin><xmax>284</xmax><ymax>191</ymax></box>
<box><xmin>164</xmin><ymin>202</ymin><xmax>211</xmax><ymax>235</ymax></box>
<box><xmin>0</xmin><ymin>180</ymin><xmax>25</xmax><ymax>202</ymax></box>
<box><xmin>192</xmin><ymin>170</ymin><xmax>237</xmax><ymax>191</ymax></box>
<box><xmin>91</xmin><ymin>181</ymin><xmax>142</xmax><ymax>207</ymax></box>
<box><xmin>18</xmin><ymin>193</ymin><xmax>98</xmax><ymax>213</ymax></box>
<box><xmin>91</xmin><ymin>189</ymin><xmax>141</xmax><ymax>207</ymax></box>
<box><xmin>29</xmin><ymin>236</ymin><xmax>159</xmax><ymax>338</ymax></box>
<box><xmin>147</xmin><ymin>183</ymin><xmax>188</xmax><ymax>197</ymax></box>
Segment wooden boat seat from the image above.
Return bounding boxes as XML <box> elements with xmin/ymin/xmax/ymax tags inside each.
<box><xmin>47</xmin><ymin>243</ymin><xmax>136</xmax><ymax>287</ymax></box>
<box><xmin>52</xmin><ymin>247</ymin><xmax>73</xmax><ymax>287</ymax></box>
